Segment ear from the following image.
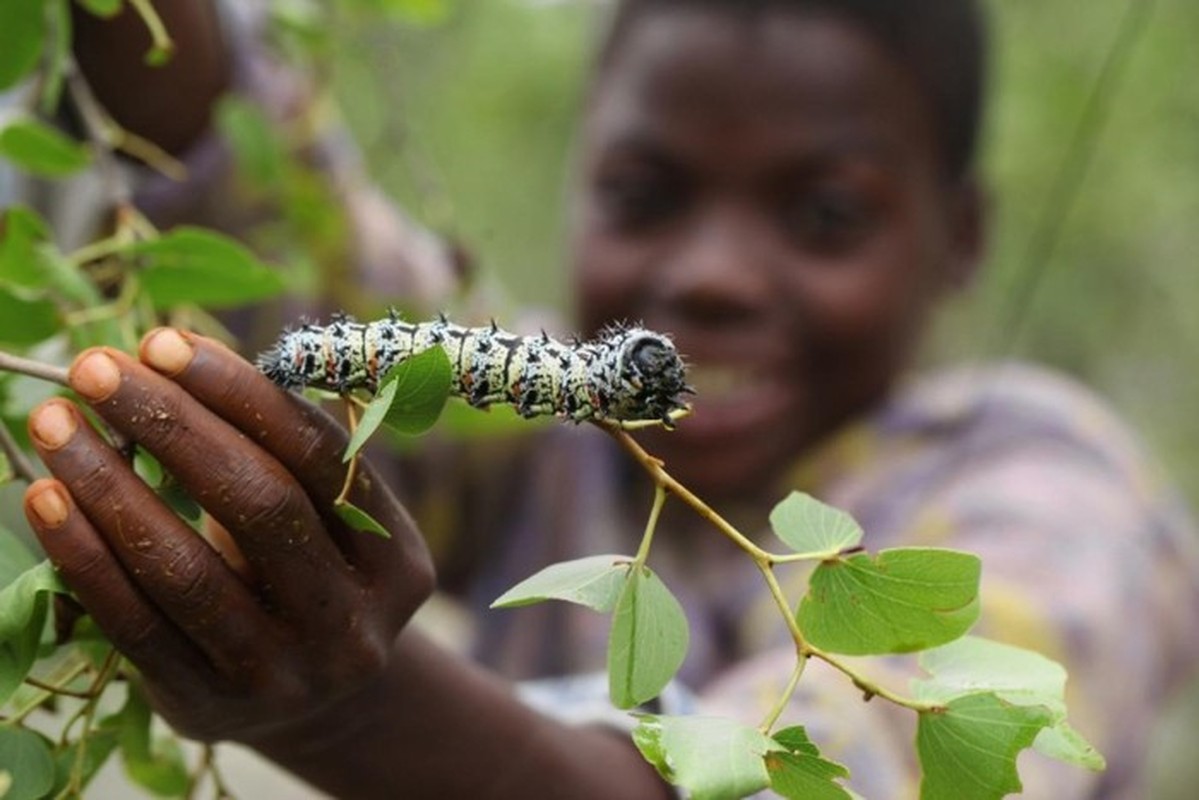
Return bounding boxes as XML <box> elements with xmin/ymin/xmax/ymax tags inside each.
<box><xmin>944</xmin><ymin>176</ymin><xmax>987</xmax><ymax>290</ymax></box>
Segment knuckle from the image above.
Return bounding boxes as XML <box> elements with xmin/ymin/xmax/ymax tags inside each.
<box><xmin>163</xmin><ymin>548</ymin><xmax>221</xmax><ymax>618</ymax></box>
<box><xmin>65</xmin><ymin>456</ymin><xmax>121</xmax><ymax>508</ymax></box>
<box><xmin>57</xmin><ymin>537</ymin><xmax>112</xmax><ymax>586</ymax></box>
<box><xmin>224</xmin><ymin>469</ymin><xmax>306</xmax><ymax>531</ymax></box>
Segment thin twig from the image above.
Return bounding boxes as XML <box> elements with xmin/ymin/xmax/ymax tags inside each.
<box><xmin>0</xmin><ymin>350</ymin><xmax>70</xmax><ymax>386</ymax></box>
<box><xmin>0</xmin><ymin>420</ymin><xmax>38</xmax><ymax>482</ymax></box>
<box><xmin>63</xmin><ymin>648</ymin><xmax>121</xmax><ymax>795</ymax></box>
<box><xmin>22</xmin><ymin>675</ymin><xmax>94</xmax><ymax>700</ymax></box>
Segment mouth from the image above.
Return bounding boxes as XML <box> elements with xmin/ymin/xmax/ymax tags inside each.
<box><xmin>673</xmin><ymin>361</ymin><xmax>791</xmax><ymax>441</ymax></box>
<box><xmin>686</xmin><ymin>363</ymin><xmax>764</xmax><ymax>402</ymax></box>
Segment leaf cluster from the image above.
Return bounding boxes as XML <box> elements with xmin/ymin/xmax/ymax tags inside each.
<box><xmin>493</xmin><ymin>491</ymin><xmax>1103</xmax><ymax>799</ymax></box>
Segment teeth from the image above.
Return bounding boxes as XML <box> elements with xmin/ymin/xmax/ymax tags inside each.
<box><xmin>686</xmin><ymin>365</ymin><xmax>758</xmax><ymax>400</ymax></box>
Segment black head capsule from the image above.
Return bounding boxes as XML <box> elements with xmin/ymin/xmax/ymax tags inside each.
<box><xmin>614</xmin><ymin>330</ymin><xmax>688</xmax><ymax>422</ymax></box>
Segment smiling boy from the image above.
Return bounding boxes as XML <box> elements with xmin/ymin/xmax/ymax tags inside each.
<box><xmin>20</xmin><ymin>1</ymin><xmax>1199</xmax><ymax>797</ymax></box>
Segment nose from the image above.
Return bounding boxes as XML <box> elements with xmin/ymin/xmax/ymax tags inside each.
<box><xmin>655</xmin><ymin>205</ymin><xmax>773</xmax><ymax>326</ymax></box>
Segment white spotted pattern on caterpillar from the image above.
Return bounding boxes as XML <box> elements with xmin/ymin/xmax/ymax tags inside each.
<box><xmin>257</xmin><ymin>313</ymin><xmax>690</xmax><ymax>424</ymax></box>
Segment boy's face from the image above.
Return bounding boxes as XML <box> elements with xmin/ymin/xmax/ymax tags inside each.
<box><xmin>572</xmin><ymin>8</ymin><xmax>979</xmax><ymax>500</ymax></box>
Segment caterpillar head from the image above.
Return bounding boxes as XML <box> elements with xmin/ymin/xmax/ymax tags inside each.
<box><xmin>613</xmin><ymin>328</ymin><xmax>689</xmax><ymax>424</ymax></box>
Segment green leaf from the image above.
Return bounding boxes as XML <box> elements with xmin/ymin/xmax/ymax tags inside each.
<box><xmin>632</xmin><ymin>715</ymin><xmax>777</xmax><ymax>800</ymax></box>
<box><xmin>0</xmin><ymin>0</ymin><xmax>45</xmax><ymax>90</ymax></box>
<box><xmin>768</xmin><ymin>491</ymin><xmax>863</xmax><ymax>558</ymax></box>
<box><xmin>343</xmin><ymin>379</ymin><xmax>398</xmax><ymax>463</ymax></box>
<box><xmin>0</xmin><ymin>117</ymin><xmax>92</xmax><ymax>177</ymax></box>
<box><xmin>913</xmin><ymin>636</ymin><xmax>1067</xmax><ymax>712</ymax></box>
<box><xmin>914</xmin><ymin>637</ymin><xmax>1105</xmax><ymax>772</ymax></box>
<box><xmin>0</xmin><ymin>206</ymin><xmax>54</xmax><ymax>288</ymax></box>
<box><xmin>342</xmin><ymin>346</ymin><xmax>453</xmax><ymax>460</ymax></box>
<box><xmin>797</xmin><ymin>548</ymin><xmax>980</xmax><ymax>655</ymax></box>
<box><xmin>333</xmin><ymin>500</ymin><xmax>391</xmax><ymax>539</ymax></box>
<box><xmin>917</xmin><ymin>693</ymin><xmax>1054</xmax><ymax>800</ymax></box>
<box><xmin>114</xmin><ymin>682</ymin><xmax>190</xmax><ymax>797</ymax></box>
<box><xmin>0</xmin><ymin>524</ymin><xmax>38</xmax><ymax>588</ymax></box>
<box><xmin>77</xmin><ymin>0</ymin><xmax>124</xmax><ymax>18</ymax></box>
<box><xmin>491</xmin><ymin>555</ymin><xmax>632</xmax><ymax>611</ymax></box>
<box><xmin>766</xmin><ymin>726</ymin><xmax>854</xmax><ymax>800</ymax></box>
<box><xmin>1031</xmin><ymin>720</ymin><xmax>1106</xmax><ymax>772</ymax></box>
<box><xmin>0</xmin><ymin>728</ymin><xmax>54</xmax><ymax>800</ymax></box>
<box><xmin>126</xmin><ymin>228</ymin><xmax>286</xmax><ymax>310</ymax></box>
<box><xmin>379</xmin><ymin>345</ymin><xmax>453</xmax><ymax>436</ymax></box>
<box><xmin>0</xmin><ymin>560</ymin><xmax>69</xmax><ymax>705</ymax></box>
<box><xmin>607</xmin><ymin>565</ymin><xmax>689</xmax><ymax>709</ymax></box>
<box><xmin>0</xmin><ymin>286</ymin><xmax>59</xmax><ymax>346</ymax></box>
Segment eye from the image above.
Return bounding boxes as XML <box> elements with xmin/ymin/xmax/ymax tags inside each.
<box><xmin>782</xmin><ymin>186</ymin><xmax>878</xmax><ymax>254</ymax></box>
<box><xmin>593</xmin><ymin>165</ymin><xmax>684</xmax><ymax>231</ymax></box>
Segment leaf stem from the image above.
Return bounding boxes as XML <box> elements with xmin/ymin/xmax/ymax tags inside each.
<box><xmin>634</xmin><ymin>485</ymin><xmax>667</xmax><ymax>566</ymax></box>
<box><xmin>759</xmin><ymin>656</ymin><xmax>808</xmax><ymax>734</ymax></box>
<box><xmin>334</xmin><ymin>399</ymin><xmax>361</xmax><ymax>506</ymax></box>
<box><xmin>127</xmin><ymin>0</ymin><xmax>177</xmax><ymax>64</ymax></box>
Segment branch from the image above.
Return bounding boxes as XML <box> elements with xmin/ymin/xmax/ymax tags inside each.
<box><xmin>606</xmin><ymin>424</ymin><xmax>939</xmax><ymax>714</ymax></box>
<box><xmin>0</xmin><ymin>350</ymin><xmax>70</xmax><ymax>386</ymax></box>
<box><xmin>605</xmin><ymin>426</ymin><xmax>772</xmax><ymax>562</ymax></box>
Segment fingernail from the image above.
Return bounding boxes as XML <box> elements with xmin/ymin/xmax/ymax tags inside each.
<box><xmin>29</xmin><ymin>401</ymin><xmax>78</xmax><ymax>449</ymax></box>
<box><xmin>27</xmin><ymin>482</ymin><xmax>70</xmax><ymax>529</ymax></box>
<box><xmin>142</xmin><ymin>328</ymin><xmax>194</xmax><ymax>375</ymax></box>
<box><xmin>70</xmin><ymin>350</ymin><xmax>121</xmax><ymax>401</ymax></box>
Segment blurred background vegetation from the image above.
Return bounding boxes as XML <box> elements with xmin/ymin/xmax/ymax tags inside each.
<box><xmin>320</xmin><ymin>5</ymin><xmax>1199</xmax><ymax>793</ymax></box>
<box><xmin>322</xmin><ymin>0</ymin><xmax>1199</xmax><ymax>507</ymax></box>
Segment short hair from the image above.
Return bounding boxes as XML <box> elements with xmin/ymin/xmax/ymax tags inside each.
<box><xmin>598</xmin><ymin>0</ymin><xmax>988</xmax><ymax>180</ymax></box>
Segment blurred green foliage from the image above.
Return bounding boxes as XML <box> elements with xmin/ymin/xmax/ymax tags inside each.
<box><xmin>328</xmin><ymin>0</ymin><xmax>1199</xmax><ymax>510</ymax></box>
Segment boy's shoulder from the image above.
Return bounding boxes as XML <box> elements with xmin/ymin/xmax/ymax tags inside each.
<box><xmin>888</xmin><ymin>361</ymin><xmax>1155</xmax><ymax>477</ymax></box>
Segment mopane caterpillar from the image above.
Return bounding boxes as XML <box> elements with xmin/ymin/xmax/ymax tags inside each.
<box><xmin>257</xmin><ymin>313</ymin><xmax>690</xmax><ymax>424</ymax></box>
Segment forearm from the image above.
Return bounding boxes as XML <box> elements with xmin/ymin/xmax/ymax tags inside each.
<box><xmin>250</xmin><ymin>628</ymin><xmax>674</xmax><ymax>800</ymax></box>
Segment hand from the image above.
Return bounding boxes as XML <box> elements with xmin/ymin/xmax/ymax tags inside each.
<box><xmin>22</xmin><ymin>329</ymin><xmax>434</xmax><ymax>744</ymax></box>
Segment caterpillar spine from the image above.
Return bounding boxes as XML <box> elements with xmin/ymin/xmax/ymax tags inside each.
<box><xmin>256</xmin><ymin>312</ymin><xmax>690</xmax><ymax>425</ymax></box>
